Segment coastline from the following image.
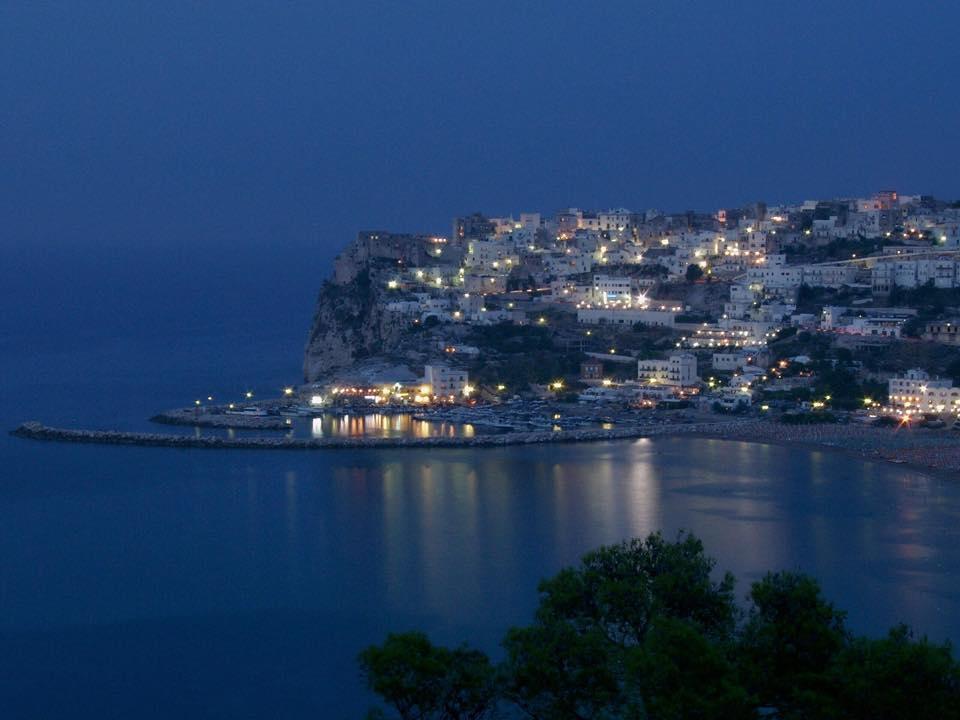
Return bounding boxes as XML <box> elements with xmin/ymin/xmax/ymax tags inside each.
<box><xmin>10</xmin><ymin>419</ymin><xmax>959</xmax><ymax>478</ymax></box>
<box><xmin>671</xmin><ymin>422</ymin><xmax>960</xmax><ymax>480</ymax></box>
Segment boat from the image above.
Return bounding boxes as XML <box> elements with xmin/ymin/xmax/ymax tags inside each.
<box><xmin>279</xmin><ymin>405</ymin><xmax>315</xmax><ymax>417</ymax></box>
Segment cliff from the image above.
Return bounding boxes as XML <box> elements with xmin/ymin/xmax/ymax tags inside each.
<box><xmin>302</xmin><ymin>267</ymin><xmax>405</xmax><ymax>382</ymax></box>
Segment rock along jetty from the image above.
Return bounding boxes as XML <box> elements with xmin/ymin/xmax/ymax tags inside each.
<box><xmin>9</xmin><ymin>420</ymin><xmax>744</xmax><ymax>451</ymax></box>
<box><xmin>150</xmin><ymin>409</ymin><xmax>290</xmax><ymax>430</ymax></box>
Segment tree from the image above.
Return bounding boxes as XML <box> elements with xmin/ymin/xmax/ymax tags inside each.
<box><xmin>831</xmin><ymin>624</ymin><xmax>960</xmax><ymax>720</ymax></box>
<box><xmin>482</xmin><ymin>532</ymin><xmax>739</xmax><ymax>718</ymax></box>
<box><xmin>685</xmin><ymin>264</ymin><xmax>704</xmax><ymax>283</ymax></box>
<box><xmin>627</xmin><ymin>617</ymin><xmax>754</xmax><ymax>720</ymax></box>
<box><xmin>739</xmin><ymin>572</ymin><xmax>848</xmax><ymax>717</ymax></box>
<box><xmin>359</xmin><ymin>632</ymin><xmax>497</xmax><ymax>720</ymax></box>
<box><xmin>361</xmin><ymin>535</ymin><xmax>960</xmax><ymax>720</ymax></box>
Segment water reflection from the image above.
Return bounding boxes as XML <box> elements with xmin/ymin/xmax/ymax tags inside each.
<box><xmin>307</xmin><ymin>413</ymin><xmax>476</xmax><ymax>439</ymax></box>
<box><xmin>2</xmin><ymin>435</ymin><xmax>960</xmax><ymax>717</ymax></box>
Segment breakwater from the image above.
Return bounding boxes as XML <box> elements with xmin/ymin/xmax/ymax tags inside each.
<box><xmin>9</xmin><ymin>420</ymin><xmax>742</xmax><ymax>451</ymax></box>
<box><xmin>150</xmin><ymin>409</ymin><xmax>290</xmax><ymax>430</ymax></box>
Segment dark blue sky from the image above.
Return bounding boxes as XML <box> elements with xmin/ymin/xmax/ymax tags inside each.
<box><xmin>3</xmin><ymin>1</ymin><xmax>959</xmax><ymax>264</ymax></box>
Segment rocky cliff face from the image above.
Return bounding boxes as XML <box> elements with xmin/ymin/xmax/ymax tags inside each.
<box><xmin>302</xmin><ymin>267</ymin><xmax>405</xmax><ymax>382</ymax></box>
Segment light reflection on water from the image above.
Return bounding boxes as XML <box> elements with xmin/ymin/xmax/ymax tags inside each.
<box><xmin>308</xmin><ymin>413</ymin><xmax>476</xmax><ymax>439</ymax></box>
<box><xmin>2</xmin><ymin>435</ymin><xmax>960</xmax><ymax>717</ymax></box>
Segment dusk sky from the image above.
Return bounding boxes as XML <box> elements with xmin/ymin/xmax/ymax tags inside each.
<box><xmin>3</xmin><ymin>1</ymin><xmax>959</xmax><ymax>263</ymax></box>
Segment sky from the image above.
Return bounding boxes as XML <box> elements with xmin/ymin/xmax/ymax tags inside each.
<box><xmin>2</xmin><ymin>1</ymin><xmax>959</xmax><ymax>268</ymax></box>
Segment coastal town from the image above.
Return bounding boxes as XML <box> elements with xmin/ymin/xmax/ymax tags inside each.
<box><xmin>295</xmin><ymin>190</ymin><xmax>960</xmax><ymax>427</ymax></box>
<box><xmin>16</xmin><ymin>190</ymin><xmax>960</xmax><ymax>473</ymax></box>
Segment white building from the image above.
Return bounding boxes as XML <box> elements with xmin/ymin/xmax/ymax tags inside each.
<box><xmin>888</xmin><ymin>369</ymin><xmax>960</xmax><ymax>415</ymax></box>
<box><xmin>423</xmin><ymin>365</ymin><xmax>470</xmax><ymax>399</ymax></box>
<box><xmin>591</xmin><ymin>274</ymin><xmax>633</xmax><ymax>304</ymax></box>
<box><xmin>712</xmin><ymin>347</ymin><xmax>768</xmax><ymax>372</ymax></box>
<box><xmin>637</xmin><ymin>353</ymin><xmax>698</xmax><ymax>387</ymax></box>
<box><xmin>801</xmin><ymin>264</ymin><xmax>860</xmax><ymax>288</ymax></box>
<box><xmin>578</xmin><ymin>307</ymin><xmax>679</xmax><ymax>327</ymax></box>
<box><xmin>872</xmin><ymin>257</ymin><xmax>960</xmax><ymax>293</ymax></box>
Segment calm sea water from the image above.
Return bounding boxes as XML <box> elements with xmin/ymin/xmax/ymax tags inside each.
<box><xmin>2</xmin><ymin>244</ymin><xmax>959</xmax><ymax>719</ymax></box>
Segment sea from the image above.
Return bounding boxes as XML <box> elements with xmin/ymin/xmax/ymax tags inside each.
<box><xmin>2</xmin><ymin>242</ymin><xmax>959</xmax><ymax>719</ymax></box>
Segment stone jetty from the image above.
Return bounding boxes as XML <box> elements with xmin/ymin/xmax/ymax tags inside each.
<box><xmin>150</xmin><ymin>409</ymin><xmax>290</xmax><ymax>430</ymax></box>
<box><xmin>10</xmin><ymin>420</ymin><xmax>745</xmax><ymax>451</ymax></box>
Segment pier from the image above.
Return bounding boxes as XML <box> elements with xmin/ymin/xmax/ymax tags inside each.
<box><xmin>9</xmin><ymin>420</ymin><xmax>737</xmax><ymax>451</ymax></box>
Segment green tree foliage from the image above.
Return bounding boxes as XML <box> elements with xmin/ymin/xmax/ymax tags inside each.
<box><xmin>359</xmin><ymin>632</ymin><xmax>497</xmax><ymax>720</ymax></box>
<box><xmin>831</xmin><ymin>625</ymin><xmax>960</xmax><ymax>720</ymax></box>
<box><xmin>360</xmin><ymin>533</ymin><xmax>960</xmax><ymax>720</ymax></box>
<box><xmin>740</xmin><ymin>572</ymin><xmax>848</xmax><ymax>716</ymax></box>
<box><xmin>685</xmin><ymin>263</ymin><xmax>704</xmax><ymax>282</ymax></box>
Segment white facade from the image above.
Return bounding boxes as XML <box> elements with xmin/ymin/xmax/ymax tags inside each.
<box><xmin>578</xmin><ymin>307</ymin><xmax>678</xmax><ymax>327</ymax></box>
<box><xmin>872</xmin><ymin>258</ymin><xmax>960</xmax><ymax>292</ymax></box>
<box><xmin>591</xmin><ymin>274</ymin><xmax>633</xmax><ymax>303</ymax></box>
<box><xmin>801</xmin><ymin>264</ymin><xmax>860</xmax><ymax>288</ymax></box>
<box><xmin>423</xmin><ymin>365</ymin><xmax>469</xmax><ymax>398</ymax></box>
<box><xmin>637</xmin><ymin>353</ymin><xmax>698</xmax><ymax>387</ymax></box>
<box><xmin>888</xmin><ymin>369</ymin><xmax>960</xmax><ymax>414</ymax></box>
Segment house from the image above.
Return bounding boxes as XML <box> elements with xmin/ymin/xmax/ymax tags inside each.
<box><xmin>637</xmin><ymin>353</ymin><xmax>698</xmax><ymax>387</ymax></box>
<box><xmin>580</xmin><ymin>359</ymin><xmax>604</xmax><ymax>381</ymax></box>
<box><xmin>423</xmin><ymin>365</ymin><xmax>470</xmax><ymax>399</ymax></box>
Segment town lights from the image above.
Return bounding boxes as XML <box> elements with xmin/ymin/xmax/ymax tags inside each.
<box><xmin>245</xmin><ymin>391</ymin><xmax>254</xmax><ymax>399</ymax></box>
<box><xmin>551</xmin><ymin>381</ymin><xmax>564</xmax><ymax>391</ymax></box>
<box><xmin>194</xmin><ymin>399</ymin><xmax>201</xmax><ymax>406</ymax></box>
<box><xmin>283</xmin><ymin>387</ymin><xmax>294</xmax><ymax>396</ymax></box>
<box><xmin>387</xmin><ymin>280</ymin><xmax>398</xmax><ymax>289</ymax></box>
<box><xmin>496</xmin><ymin>384</ymin><xmax>506</xmax><ymax>391</ymax></box>
<box><xmin>463</xmin><ymin>385</ymin><xmax>475</xmax><ymax>397</ymax></box>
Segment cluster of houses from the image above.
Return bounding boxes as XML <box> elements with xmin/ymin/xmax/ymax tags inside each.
<box><xmin>329</xmin><ymin>192</ymin><xmax>958</xmax><ymax>340</ymax></box>
<box><xmin>305</xmin><ymin>364</ymin><xmax>473</xmax><ymax>408</ymax></box>
<box><xmin>319</xmin><ymin>191</ymin><xmax>960</xmax><ymax>416</ymax></box>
